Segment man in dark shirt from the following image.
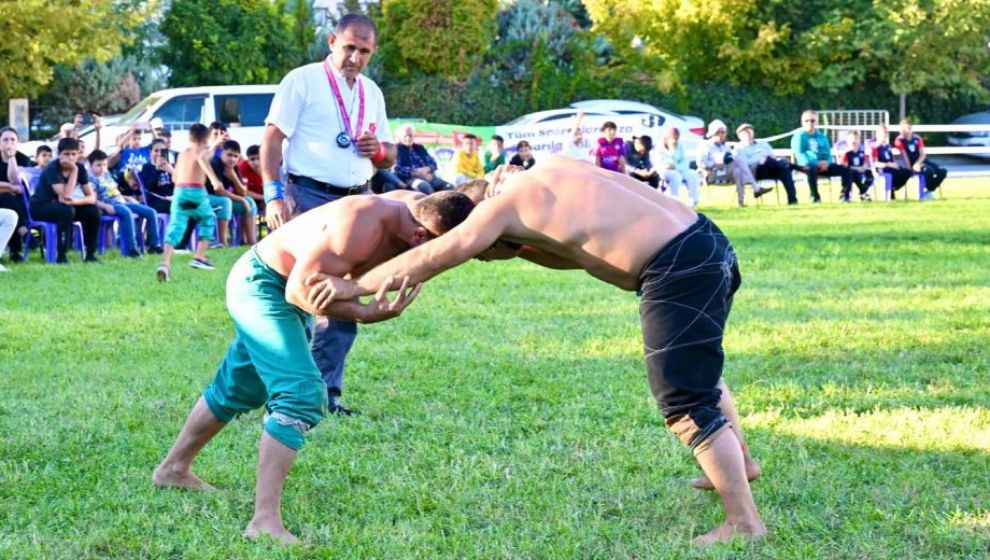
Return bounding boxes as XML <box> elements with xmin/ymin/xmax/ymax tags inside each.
<box><xmin>206</xmin><ymin>140</ymin><xmax>256</xmax><ymax>245</ymax></box>
<box><xmin>0</xmin><ymin>126</ymin><xmax>35</xmax><ymax>262</ymax></box>
<box><xmin>137</xmin><ymin>144</ymin><xmax>177</xmax><ymax>214</ymax></box>
<box><xmin>30</xmin><ymin>138</ymin><xmax>102</xmax><ymax>263</ymax></box>
<box><xmin>394</xmin><ymin>125</ymin><xmax>453</xmax><ymax>193</ymax></box>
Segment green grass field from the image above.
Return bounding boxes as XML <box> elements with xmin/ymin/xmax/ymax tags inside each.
<box><xmin>1</xmin><ymin>180</ymin><xmax>988</xmax><ymax>559</ymax></box>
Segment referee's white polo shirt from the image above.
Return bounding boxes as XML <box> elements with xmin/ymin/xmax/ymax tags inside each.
<box><xmin>266</xmin><ymin>57</ymin><xmax>392</xmax><ymax>187</ymax></box>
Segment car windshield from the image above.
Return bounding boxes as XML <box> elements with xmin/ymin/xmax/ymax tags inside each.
<box><xmin>117</xmin><ymin>95</ymin><xmax>161</xmax><ymax>124</ymax></box>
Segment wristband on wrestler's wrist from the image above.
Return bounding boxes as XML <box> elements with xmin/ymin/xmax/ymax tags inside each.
<box><xmin>370</xmin><ymin>143</ymin><xmax>387</xmax><ymax>164</ymax></box>
<box><xmin>263</xmin><ymin>180</ymin><xmax>285</xmax><ymax>203</ymax></box>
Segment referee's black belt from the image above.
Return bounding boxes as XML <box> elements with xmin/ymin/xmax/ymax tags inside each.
<box><xmin>288</xmin><ymin>174</ymin><xmax>369</xmax><ymax>197</ymax></box>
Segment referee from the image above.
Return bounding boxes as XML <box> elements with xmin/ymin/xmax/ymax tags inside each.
<box><xmin>261</xmin><ymin>13</ymin><xmax>395</xmax><ymax>415</ymax></box>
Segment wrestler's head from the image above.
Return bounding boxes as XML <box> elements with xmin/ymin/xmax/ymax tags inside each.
<box><xmin>408</xmin><ymin>191</ymin><xmax>475</xmax><ymax>244</ymax></box>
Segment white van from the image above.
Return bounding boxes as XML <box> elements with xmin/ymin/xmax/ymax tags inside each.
<box><xmin>79</xmin><ymin>84</ymin><xmax>278</xmax><ymax>153</ymax></box>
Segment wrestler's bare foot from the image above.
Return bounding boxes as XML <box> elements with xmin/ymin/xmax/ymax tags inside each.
<box><xmin>692</xmin><ymin>519</ymin><xmax>768</xmax><ymax>546</ymax></box>
<box><xmin>152</xmin><ymin>463</ymin><xmax>216</xmax><ymax>491</ymax></box>
<box><xmin>692</xmin><ymin>456</ymin><xmax>761</xmax><ymax>490</ymax></box>
<box><xmin>244</xmin><ymin>517</ymin><xmax>299</xmax><ymax>544</ymax></box>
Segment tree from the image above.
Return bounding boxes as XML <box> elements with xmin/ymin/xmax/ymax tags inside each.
<box><xmin>0</xmin><ymin>0</ymin><xmax>147</xmax><ymax>100</ymax></box>
<box><xmin>160</xmin><ymin>0</ymin><xmax>307</xmax><ymax>86</ymax></box>
<box><xmin>36</xmin><ymin>58</ymin><xmax>146</xmax><ymax>125</ymax></box>
<box><xmin>377</xmin><ymin>0</ymin><xmax>498</xmax><ymax>80</ymax></box>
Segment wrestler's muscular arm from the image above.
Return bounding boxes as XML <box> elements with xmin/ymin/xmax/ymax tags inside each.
<box><xmin>352</xmin><ymin>195</ymin><xmax>514</xmax><ymax>296</ymax></box>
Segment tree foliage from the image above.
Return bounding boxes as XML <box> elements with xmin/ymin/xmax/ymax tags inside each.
<box><xmin>36</xmin><ymin>58</ymin><xmax>145</xmax><ymax>124</ymax></box>
<box><xmin>377</xmin><ymin>0</ymin><xmax>499</xmax><ymax>80</ymax></box>
<box><xmin>160</xmin><ymin>0</ymin><xmax>310</xmax><ymax>86</ymax></box>
<box><xmin>0</xmin><ymin>0</ymin><xmax>147</xmax><ymax>100</ymax></box>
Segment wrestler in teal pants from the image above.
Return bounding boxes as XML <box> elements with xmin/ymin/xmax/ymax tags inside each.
<box><xmin>164</xmin><ymin>186</ymin><xmax>216</xmax><ymax>246</ymax></box>
<box><xmin>203</xmin><ymin>249</ymin><xmax>327</xmax><ymax>450</ymax></box>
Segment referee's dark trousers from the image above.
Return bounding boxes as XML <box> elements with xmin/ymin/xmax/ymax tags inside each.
<box><xmin>285</xmin><ymin>174</ymin><xmax>370</xmax><ymax>407</ymax></box>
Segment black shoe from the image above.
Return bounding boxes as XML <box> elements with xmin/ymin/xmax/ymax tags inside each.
<box><xmin>329</xmin><ymin>404</ymin><xmax>359</xmax><ymax>416</ymax></box>
<box><xmin>9</xmin><ymin>252</ymin><xmax>22</xmax><ymax>262</ymax></box>
<box><xmin>84</xmin><ymin>255</ymin><xmax>101</xmax><ymax>263</ymax></box>
<box><xmin>55</xmin><ymin>254</ymin><xmax>68</xmax><ymax>264</ymax></box>
<box><xmin>148</xmin><ymin>246</ymin><xmax>164</xmax><ymax>255</ymax></box>
<box><xmin>127</xmin><ymin>249</ymin><xmax>142</xmax><ymax>258</ymax></box>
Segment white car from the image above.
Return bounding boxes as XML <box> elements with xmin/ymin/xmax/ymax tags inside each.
<box><xmin>570</xmin><ymin>99</ymin><xmax>706</xmax><ymax>137</ymax></box>
<box><xmin>947</xmin><ymin>111</ymin><xmax>990</xmax><ymax>158</ymax></box>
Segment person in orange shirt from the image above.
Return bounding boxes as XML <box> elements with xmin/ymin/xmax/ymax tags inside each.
<box><xmin>453</xmin><ymin>133</ymin><xmax>484</xmax><ymax>186</ymax></box>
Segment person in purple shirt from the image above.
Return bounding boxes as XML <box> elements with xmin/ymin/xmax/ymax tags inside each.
<box><xmin>595</xmin><ymin>121</ymin><xmax>627</xmax><ymax>174</ymax></box>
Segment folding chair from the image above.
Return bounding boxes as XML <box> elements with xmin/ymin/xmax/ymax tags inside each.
<box><xmin>18</xmin><ymin>172</ymin><xmax>84</xmax><ymax>263</ymax></box>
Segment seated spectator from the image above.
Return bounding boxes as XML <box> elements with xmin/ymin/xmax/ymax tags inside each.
<box><xmin>0</xmin><ymin>208</ymin><xmax>16</xmax><ymax>271</ymax></box>
<box><xmin>371</xmin><ymin>168</ymin><xmax>408</xmax><ymax>193</ymax></box>
<box><xmin>509</xmin><ymin>140</ymin><xmax>536</xmax><ymax>170</ymax></box>
<box><xmin>236</xmin><ymin>144</ymin><xmax>266</xmax><ymax>215</ymax></box>
<box><xmin>34</xmin><ymin>145</ymin><xmax>53</xmax><ymax>169</ymax></box>
<box><xmin>147</xmin><ymin>119</ymin><xmax>178</xmax><ymax>165</ymax></box>
<box><xmin>394</xmin><ymin>124</ymin><xmax>453</xmax><ymax>193</ymax></box>
<box><xmin>137</xmin><ymin>146</ymin><xmax>176</xmax><ymax>215</ymax></box>
<box><xmin>698</xmin><ymin>119</ymin><xmax>770</xmax><ymax>207</ymax></box>
<box><xmin>30</xmin><ymin>138</ymin><xmax>101</xmax><ymax>263</ymax></box>
<box><xmin>841</xmin><ymin>131</ymin><xmax>874</xmax><ymax>202</ymax></box>
<box><xmin>790</xmin><ymin>110</ymin><xmax>851</xmax><ymax>203</ymax></box>
<box><xmin>206</xmin><ymin>140</ymin><xmax>257</xmax><ymax>245</ymax></box>
<box><xmin>895</xmin><ymin>119</ymin><xmax>947</xmax><ymax>200</ymax></box>
<box><xmin>483</xmin><ymin>135</ymin><xmax>506</xmax><ymax>173</ymax></box>
<box><xmin>595</xmin><ymin>121</ymin><xmax>626</xmax><ymax>173</ymax></box>
<box><xmin>735</xmin><ymin>123</ymin><xmax>797</xmax><ymax>204</ymax></box>
<box><xmin>0</xmin><ymin>127</ymin><xmax>36</xmax><ymax>262</ymax></box>
<box><xmin>872</xmin><ymin>124</ymin><xmax>912</xmax><ymax>198</ymax></box>
<box><xmin>454</xmin><ymin>133</ymin><xmax>484</xmax><ymax>185</ymax></box>
<box><xmin>109</xmin><ymin>126</ymin><xmax>152</xmax><ymax>178</ymax></box>
<box><xmin>626</xmin><ymin>135</ymin><xmax>659</xmax><ymax>189</ymax></box>
<box><xmin>656</xmin><ymin>127</ymin><xmax>701</xmax><ymax>207</ymax></box>
<box><xmin>89</xmin><ymin>149</ymin><xmax>163</xmax><ymax>256</ymax></box>
<box><xmin>564</xmin><ymin>111</ymin><xmax>592</xmax><ymax>162</ymax></box>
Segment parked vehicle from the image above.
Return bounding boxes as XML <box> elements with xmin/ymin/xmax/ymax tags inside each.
<box><xmin>947</xmin><ymin>111</ymin><xmax>990</xmax><ymax>158</ymax></box>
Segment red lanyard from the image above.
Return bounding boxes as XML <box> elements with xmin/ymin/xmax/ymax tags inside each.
<box><xmin>323</xmin><ymin>58</ymin><xmax>365</xmax><ymax>144</ymax></box>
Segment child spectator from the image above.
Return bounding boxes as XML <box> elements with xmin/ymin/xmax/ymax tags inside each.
<box><xmin>509</xmin><ymin>140</ymin><xmax>536</xmax><ymax>170</ymax></box>
<box><xmin>89</xmin><ymin>149</ymin><xmax>163</xmax><ymax>257</ymax></box>
<box><xmin>453</xmin><ymin>134</ymin><xmax>484</xmax><ymax>185</ymax></box>
<box><xmin>109</xmin><ymin>127</ymin><xmax>151</xmax><ymax>178</ymax></box>
<box><xmin>206</xmin><ymin>140</ymin><xmax>257</xmax><ymax>246</ymax></box>
<box><xmin>595</xmin><ymin>121</ymin><xmax>626</xmax><ymax>173</ymax></box>
<box><xmin>872</xmin><ymin>124</ymin><xmax>912</xmax><ymax>198</ymax></box>
<box><xmin>209</xmin><ymin>121</ymin><xmax>229</xmax><ymax>158</ymax></box>
<box><xmin>30</xmin><ymin>138</ymin><xmax>101</xmax><ymax>263</ymax></box>
<box><xmin>564</xmin><ymin>111</ymin><xmax>592</xmax><ymax>162</ymax></box>
<box><xmin>138</xmin><ymin>143</ymin><xmax>177</xmax><ymax>214</ymax></box>
<box><xmin>236</xmin><ymin>144</ymin><xmax>266</xmax><ymax>215</ymax></box>
<box><xmin>484</xmin><ymin>135</ymin><xmax>506</xmax><ymax>173</ymax></box>
<box><xmin>895</xmin><ymin>119</ymin><xmax>947</xmax><ymax>200</ymax></box>
<box><xmin>841</xmin><ymin>131</ymin><xmax>874</xmax><ymax>202</ymax></box>
<box><xmin>656</xmin><ymin>127</ymin><xmax>701</xmax><ymax>207</ymax></box>
<box><xmin>35</xmin><ymin>145</ymin><xmax>53</xmax><ymax>168</ymax></box>
<box><xmin>626</xmin><ymin>135</ymin><xmax>660</xmax><ymax>189</ymax></box>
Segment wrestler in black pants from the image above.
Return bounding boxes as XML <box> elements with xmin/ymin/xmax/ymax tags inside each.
<box><xmin>30</xmin><ymin>201</ymin><xmax>101</xmax><ymax>261</ymax></box>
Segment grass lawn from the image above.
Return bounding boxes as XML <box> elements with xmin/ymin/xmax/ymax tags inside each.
<box><xmin>1</xmin><ymin>179</ymin><xmax>988</xmax><ymax>559</ymax></box>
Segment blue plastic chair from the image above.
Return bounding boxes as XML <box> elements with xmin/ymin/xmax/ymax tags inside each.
<box><xmin>18</xmin><ymin>172</ymin><xmax>84</xmax><ymax>263</ymax></box>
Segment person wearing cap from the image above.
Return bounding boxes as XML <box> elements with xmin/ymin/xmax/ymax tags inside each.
<box><xmin>697</xmin><ymin>119</ymin><xmax>772</xmax><ymax>207</ymax></box>
<box><xmin>790</xmin><ymin>110</ymin><xmax>851</xmax><ymax>203</ymax></box>
<box><xmin>734</xmin><ymin>123</ymin><xmax>797</xmax><ymax>205</ymax></box>
<box><xmin>260</xmin><ymin>13</ymin><xmax>395</xmax><ymax>415</ymax></box>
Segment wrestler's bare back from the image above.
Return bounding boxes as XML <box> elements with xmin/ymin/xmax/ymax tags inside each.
<box><xmin>495</xmin><ymin>156</ymin><xmax>698</xmax><ymax>290</ymax></box>
<box><xmin>256</xmin><ymin>196</ymin><xmax>409</xmax><ymax>280</ymax></box>
<box><xmin>172</xmin><ymin>146</ymin><xmax>211</xmax><ymax>185</ymax></box>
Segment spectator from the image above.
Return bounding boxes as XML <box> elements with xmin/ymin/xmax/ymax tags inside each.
<box><xmin>0</xmin><ymin>208</ymin><xmax>16</xmax><ymax>271</ymax></box>
<box><xmin>30</xmin><ymin>138</ymin><xmax>101</xmax><ymax>263</ymax></box>
<box><xmin>109</xmin><ymin>127</ymin><xmax>151</xmax><ymax>176</ymax></box>
<box><xmin>483</xmin><ymin>135</ymin><xmax>506</xmax><ymax>173</ymax></box>
<box><xmin>34</xmin><ymin>145</ymin><xmax>53</xmax><ymax>168</ymax></box>
<box><xmin>895</xmin><ymin>119</ymin><xmax>947</xmax><ymax>200</ymax></box>
<box><xmin>89</xmin><ymin>149</ymin><xmax>163</xmax><ymax>256</ymax></box>
<box><xmin>595</xmin><ymin>121</ymin><xmax>626</xmax><ymax>173</ymax></box>
<box><xmin>236</xmin><ymin>144</ymin><xmax>266</xmax><ymax>215</ymax></box>
<box><xmin>698</xmin><ymin>119</ymin><xmax>770</xmax><ymax>207</ymax></box>
<box><xmin>872</xmin><ymin>124</ymin><xmax>912</xmax><ymax>198</ymax></box>
<box><xmin>137</xmin><ymin>145</ymin><xmax>176</xmax><ymax>215</ymax></box>
<box><xmin>453</xmin><ymin>133</ymin><xmax>484</xmax><ymax>185</ymax></box>
<box><xmin>656</xmin><ymin>127</ymin><xmax>701</xmax><ymax>207</ymax></box>
<box><xmin>626</xmin><ymin>135</ymin><xmax>660</xmax><ymax>189</ymax></box>
<box><xmin>735</xmin><ymin>123</ymin><xmax>797</xmax><ymax>204</ymax></box>
<box><xmin>58</xmin><ymin>121</ymin><xmax>78</xmax><ymax>139</ymax></box>
<box><xmin>0</xmin><ymin>127</ymin><xmax>35</xmax><ymax>262</ymax></box>
<box><xmin>841</xmin><ymin>131</ymin><xmax>873</xmax><ymax>202</ymax></box>
<box><xmin>790</xmin><ymin>110</ymin><xmax>851</xmax><ymax>204</ymax></box>
<box><xmin>371</xmin><ymin>168</ymin><xmax>408</xmax><ymax>193</ymax></box>
<box><xmin>209</xmin><ymin>121</ymin><xmax>229</xmax><ymax>158</ymax></box>
<box><xmin>564</xmin><ymin>111</ymin><xmax>592</xmax><ymax>162</ymax></box>
<box><xmin>206</xmin><ymin>140</ymin><xmax>257</xmax><ymax>246</ymax></box>
<box><xmin>509</xmin><ymin>140</ymin><xmax>536</xmax><ymax>170</ymax></box>
<box><xmin>395</xmin><ymin>124</ymin><xmax>452</xmax><ymax>193</ymax></box>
